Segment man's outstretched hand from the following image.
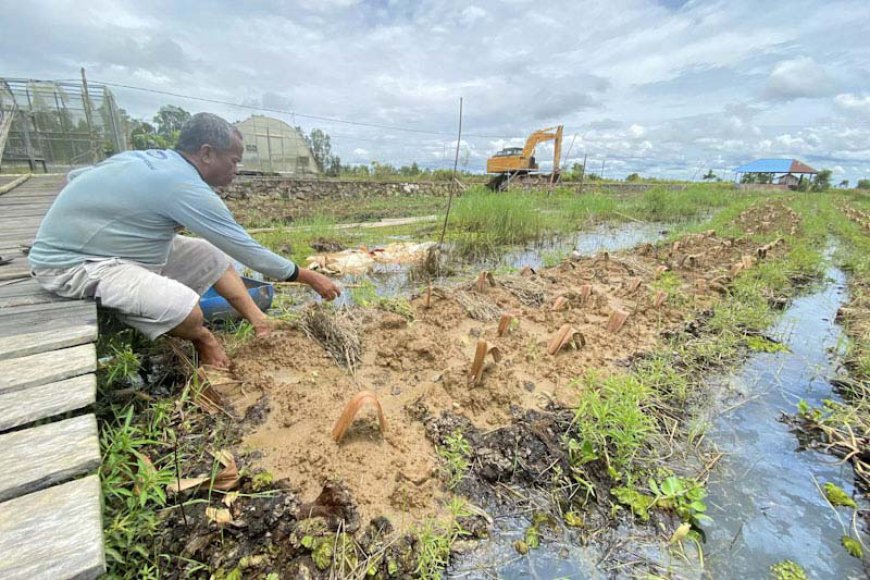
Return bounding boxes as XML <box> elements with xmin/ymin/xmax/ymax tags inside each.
<box><xmin>297</xmin><ymin>268</ymin><xmax>342</xmax><ymax>301</ymax></box>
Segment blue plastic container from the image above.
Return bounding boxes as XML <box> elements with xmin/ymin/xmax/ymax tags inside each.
<box><xmin>199</xmin><ymin>277</ymin><xmax>275</xmax><ymax>322</ymax></box>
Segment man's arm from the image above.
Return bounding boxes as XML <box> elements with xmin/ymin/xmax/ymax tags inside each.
<box><xmin>166</xmin><ymin>185</ymin><xmax>341</xmax><ymax>299</ymax></box>
<box><xmin>168</xmin><ymin>185</ymin><xmax>297</xmax><ymax>279</ymax></box>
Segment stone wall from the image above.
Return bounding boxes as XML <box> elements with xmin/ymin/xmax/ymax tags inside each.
<box><xmin>218</xmin><ymin>176</ymin><xmax>456</xmax><ymax>200</ymax></box>
<box><xmin>217</xmin><ymin>175</ymin><xmax>699</xmax><ymax>202</ymax></box>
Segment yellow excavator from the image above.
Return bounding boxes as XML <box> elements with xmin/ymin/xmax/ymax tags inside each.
<box><xmin>486</xmin><ymin>125</ymin><xmax>563</xmax><ymax>190</ymax></box>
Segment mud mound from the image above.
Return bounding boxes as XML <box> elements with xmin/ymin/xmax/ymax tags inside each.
<box><xmin>733</xmin><ymin>199</ymin><xmax>801</xmax><ymax>236</ymax></box>
<box><xmin>222</xmin><ymin>212</ymin><xmax>792</xmax><ymax>535</ymax></box>
<box><xmin>840</xmin><ymin>203</ymin><xmax>870</xmax><ymax>235</ymax></box>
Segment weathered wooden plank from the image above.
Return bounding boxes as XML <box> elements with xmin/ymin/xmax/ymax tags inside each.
<box><xmin>0</xmin><ymin>292</ymin><xmax>67</xmax><ymax>308</ymax></box>
<box><xmin>0</xmin><ymin>184</ymin><xmax>59</xmax><ymax>192</ymax></box>
<box><xmin>0</xmin><ymin>240</ymin><xmax>36</xmax><ymax>250</ymax></box>
<box><xmin>0</xmin><ymin>325</ymin><xmax>97</xmax><ymax>360</ymax></box>
<box><xmin>0</xmin><ymin>312</ymin><xmax>97</xmax><ymax>338</ymax></box>
<box><xmin>0</xmin><ymin>173</ymin><xmax>31</xmax><ymax>195</ymax></box>
<box><xmin>0</xmin><ymin>198</ymin><xmax>51</xmax><ymax>205</ymax></box>
<box><xmin>0</xmin><ymin>277</ymin><xmax>39</xmax><ymax>295</ymax></box>
<box><xmin>0</xmin><ymin>302</ymin><xmax>96</xmax><ymax>337</ymax></box>
<box><xmin>0</xmin><ymin>199</ymin><xmax>56</xmax><ymax>207</ymax></box>
<box><xmin>0</xmin><ymin>374</ymin><xmax>96</xmax><ymax>432</ymax></box>
<box><xmin>0</xmin><ymin>243</ymin><xmax>34</xmax><ymax>255</ymax></box>
<box><xmin>0</xmin><ymin>259</ymin><xmax>29</xmax><ymax>281</ymax></box>
<box><xmin>0</xmin><ymin>214</ymin><xmax>43</xmax><ymax>223</ymax></box>
<box><xmin>0</xmin><ymin>188</ymin><xmax>58</xmax><ymax>195</ymax></box>
<box><xmin>0</xmin><ymin>228</ymin><xmax>37</xmax><ymax>236</ymax></box>
<box><xmin>0</xmin><ymin>414</ymin><xmax>100</xmax><ymax>502</ymax></box>
<box><xmin>0</xmin><ymin>219</ymin><xmax>42</xmax><ymax>229</ymax></box>
<box><xmin>0</xmin><ymin>229</ymin><xmax>40</xmax><ymax>239</ymax></box>
<box><xmin>0</xmin><ymin>212</ymin><xmax>49</xmax><ymax>221</ymax></box>
<box><xmin>0</xmin><ymin>227</ymin><xmax>39</xmax><ymax>235</ymax></box>
<box><xmin>0</xmin><ymin>190</ymin><xmax>57</xmax><ymax>197</ymax></box>
<box><xmin>0</xmin><ymin>474</ymin><xmax>105</xmax><ymax>579</ymax></box>
<box><xmin>0</xmin><ymin>343</ymin><xmax>96</xmax><ymax>394</ymax></box>
<box><xmin>0</xmin><ymin>298</ymin><xmax>92</xmax><ymax>317</ymax></box>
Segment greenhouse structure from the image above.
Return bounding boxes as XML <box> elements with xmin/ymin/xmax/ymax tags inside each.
<box><xmin>234</xmin><ymin>115</ymin><xmax>320</xmax><ymax>175</ymax></box>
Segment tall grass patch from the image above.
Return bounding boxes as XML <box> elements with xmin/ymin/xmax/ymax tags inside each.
<box><xmin>449</xmin><ymin>187</ymin><xmax>547</xmax><ymax>259</ymax></box>
<box><xmin>628</xmin><ymin>185</ymin><xmax>735</xmax><ymax>222</ymax></box>
<box><xmin>254</xmin><ymin>215</ymin><xmax>346</xmax><ymax>264</ymax></box>
<box><xmin>569</xmin><ymin>371</ymin><xmax>657</xmax><ymax>474</ymax></box>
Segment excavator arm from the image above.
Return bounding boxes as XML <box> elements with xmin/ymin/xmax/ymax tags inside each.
<box><xmin>521</xmin><ymin>125</ymin><xmax>563</xmax><ymax>172</ymax></box>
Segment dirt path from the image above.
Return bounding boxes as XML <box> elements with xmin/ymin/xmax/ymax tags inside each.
<box><xmin>247</xmin><ymin>214</ymin><xmax>438</xmax><ymax>235</ymax></box>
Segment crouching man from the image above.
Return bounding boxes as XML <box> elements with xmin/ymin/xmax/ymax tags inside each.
<box><xmin>28</xmin><ymin>112</ymin><xmax>340</xmax><ymax>368</ymax></box>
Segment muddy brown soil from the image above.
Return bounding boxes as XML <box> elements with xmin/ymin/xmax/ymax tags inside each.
<box><xmin>218</xmin><ymin>208</ymin><xmax>792</xmax><ymax>536</ymax></box>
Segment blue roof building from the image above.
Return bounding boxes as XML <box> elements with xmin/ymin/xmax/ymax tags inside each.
<box><xmin>734</xmin><ymin>159</ymin><xmax>817</xmax><ymax>174</ymax></box>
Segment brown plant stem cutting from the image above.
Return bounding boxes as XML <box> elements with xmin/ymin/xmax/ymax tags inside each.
<box><xmin>332</xmin><ymin>390</ymin><xmax>388</xmax><ymax>443</ymax></box>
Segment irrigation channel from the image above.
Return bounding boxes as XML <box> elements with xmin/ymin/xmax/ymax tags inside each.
<box><xmin>450</xmin><ymin>257</ymin><xmax>869</xmax><ymax>578</ymax></box>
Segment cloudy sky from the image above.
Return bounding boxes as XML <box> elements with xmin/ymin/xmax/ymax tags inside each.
<box><xmin>2</xmin><ymin>0</ymin><xmax>870</xmax><ymax>182</ymax></box>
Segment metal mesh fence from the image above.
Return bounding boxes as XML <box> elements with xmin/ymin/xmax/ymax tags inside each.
<box><xmin>0</xmin><ymin>78</ymin><xmax>126</xmax><ymax>173</ymax></box>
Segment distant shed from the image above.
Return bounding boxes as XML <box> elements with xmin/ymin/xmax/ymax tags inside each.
<box><xmin>734</xmin><ymin>158</ymin><xmax>817</xmax><ymax>189</ymax></box>
<box><xmin>234</xmin><ymin>115</ymin><xmax>319</xmax><ymax>175</ymax></box>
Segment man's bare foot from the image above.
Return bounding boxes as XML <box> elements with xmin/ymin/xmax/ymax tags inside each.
<box><xmin>194</xmin><ymin>332</ymin><xmax>231</xmax><ymax>369</ymax></box>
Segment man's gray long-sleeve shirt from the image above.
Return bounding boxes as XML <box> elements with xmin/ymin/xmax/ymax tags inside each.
<box><xmin>28</xmin><ymin>149</ymin><xmax>297</xmax><ymax>280</ymax></box>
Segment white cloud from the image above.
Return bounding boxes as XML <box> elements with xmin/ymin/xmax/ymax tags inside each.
<box><xmin>460</xmin><ymin>6</ymin><xmax>487</xmax><ymax>24</ymax></box>
<box><xmin>762</xmin><ymin>56</ymin><xmax>836</xmax><ymax>101</ymax></box>
<box><xmin>834</xmin><ymin>93</ymin><xmax>870</xmax><ymax>115</ymax></box>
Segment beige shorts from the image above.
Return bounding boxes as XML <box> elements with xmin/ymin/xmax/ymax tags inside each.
<box><xmin>33</xmin><ymin>236</ymin><xmax>230</xmax><ymax>339</ymax></box>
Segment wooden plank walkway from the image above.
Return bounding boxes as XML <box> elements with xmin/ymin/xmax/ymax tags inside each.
<box><xmin>0</xmin><ymin>175</ymin><xmax>105</xmax><ymax>579</ymax></box>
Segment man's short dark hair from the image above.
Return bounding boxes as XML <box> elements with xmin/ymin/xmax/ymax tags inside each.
<box><xmin>176</xmin><ymin>113</ymin><xmax>242</xmax><ymax>154</ymax></box>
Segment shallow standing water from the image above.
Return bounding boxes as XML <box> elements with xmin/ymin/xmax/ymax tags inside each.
<box><xmin>701</xmin><ymin>265</ymin><xmax>867</xmax><ymax>579</ymax></box>
<box><xmin>315</xmin><ymin>221</ymin><xmax>671</xmax><ymax>308</ymax></box>
<box><xmin>499</xmin><ymin>221</ymin><xmax>669</xmax><ymax>271</ymax></box>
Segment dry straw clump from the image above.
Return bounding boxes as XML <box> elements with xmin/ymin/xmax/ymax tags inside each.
<box><xmin>300</xmin><ymin>304</ymin><xmax>362</xmax><ymax>370</ymax></box>
<box><xmin>455</xmin><ymin>290</ymin><xmax>501</xmax><ymax>321</ymax></box>
<box><xmin>500</xmin><ymin>276</ymin><xmax>547</xmax><ymax>307</ymax></box>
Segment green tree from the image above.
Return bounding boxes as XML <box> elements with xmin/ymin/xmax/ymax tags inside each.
<box><xmin>129</xmin><ymin>120</ymin><xmax>171</xmax><ymax>150</ymax></box>
<box><xmin>298</xmin><ymin>127</ymin><xmax>342</xmax><ymax>175</ymax></box>
<box><xmin>626</xmin><ymin>172</ymin><xmax>641</xmax><ymax>182</ymax></box>
<box><xmin>307</xmin><ymin>128</ymin><xmax>332</xmax><ymax>171</ymax></box>
<box><xmin>838</xmin><ymin>179</ymin><xmax>849</xmax><ymax>188</ymax></box>
<box><xmin>152</xmin><ymin>105</ymin><xmax>190</xmax><ymax>145</ymax></box>
<box><xmin>563</xmin><ymin>163</ymin><xmax>587</xmax><ymax>181</ymax></box>
<box><xmin>857</xmin><ymin>179</ymin><xmax>870</xmax><ymax>190</ymax></box>
<box><xmin>813</xmin><ymin>169</ymin><xmax>832</xmax><ymax>191</ymax></box>
<box><xmin>325</xmin><ymin>155</ymin><xmax>341</xmax><ymax>177</ymax></box>
<box><xmin>702</xmin><ymin>169</ymin><xmax>716</xmax><ymax>181</ymax></box>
